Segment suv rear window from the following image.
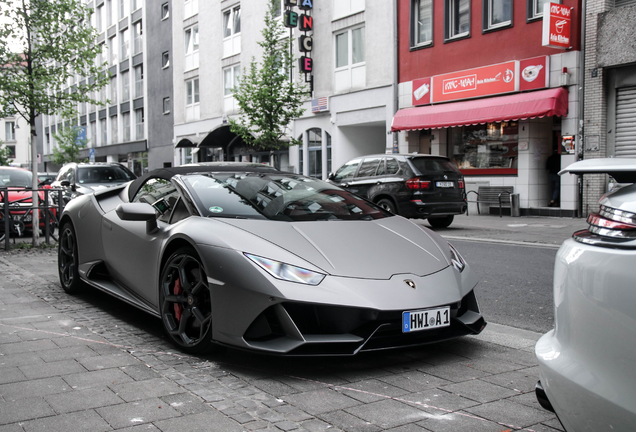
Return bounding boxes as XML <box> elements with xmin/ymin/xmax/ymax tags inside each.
<box><xmin>409</xmin><ymin>158</ymin><xmax>461</xmax><ymax>175</ymax></box>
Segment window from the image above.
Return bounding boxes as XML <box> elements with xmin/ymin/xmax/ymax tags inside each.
<box><xmin>110</xmin><ymin>114</ymin><xmax>118</xmax><ymax>143</ymax></box>
<box><xmin>223</xmin><ymin>65</ymin><xmax>241</xmax><ymax>96</ymax></box>
<box><xmin>131</xmin><ymin>0</ymin><xmax>142</xmax><ymax>12</ymax></box>
<box><xmin>356</xmin><ymin>157</ymin><xmax>383</xmax><ymax>178</ymax></box>
<box><xmin>107</xmin><ymin>0</ymin><xmax>114</xmax><ymax>27</ymax></box>
<box><xmin>223</xmin><ymin>6</ymin><xmax>241</xmax><ymax>57</ymax></box>
<box><xmin>334</xmin><ymin>27</ymin><xmax>365</xmax><ymax>92</ymax></box>
<box><xmin>333</xmin><ymin>0</ymin><xmax>365</xmax><ymax>19</ymax></box>
<box><xmin>185</xmin><ymin>25</ymin><xmax>199</xmax><ymax>70</ymax></box>
<box><xmin>162</xmin><ymin>51</ymin><xmax>169</xmax><ymax>68</ymax></box>
<box><xmin>450</xmin><ymin>121</ymin><xmax>519</xmax><ymax>173</ymax></box>
<box><xmin>120</xmin><ymin>28</ymin><xmax>129</xmax><ymax>60</ymax></box>
<box><xmin>135</xmin><ymin>108</ymin><xmax>144</xmax><ymax>140</ymax></box>
<box><xmin>122</xmin><ymin>111</ymin><xmax>131</xmax><ymax>142</ymax></box>
<box><xmin>186</xmin><ymin>78</ymin><xmax>199</xmax><ymax>106</ymax></box>
<box><xmin>121</xmin><ymin>70</ymin><xmax>130</xmax><ymax>101</ymax></box>
<box><xmin>100</xmin><ymin>118</ymin><xmax>107</xmax><ymax>145</ymax></box>
<box><xmin>3</xmin><ymin>145</ymin><xmax>16</xmax><ymax>158</ymax></box>
<box><xmin>332</xmin><ymin>158</ymin><xmax>361</xmax><ymax>182</ymax></box>
<box><xmin>133</xmin><ymin>21</ymin><xmax>143</xmax><ymax>55</ymax></box>
<box><xmin>412</xmin><ymin>0</ymin><xmax>433</xmax><ymax>47</ymax></box>
<box><xmin>163</xmin><ymin>97</ymin><xmax>171</xmax><ymax>114</ymax></box>
<box><xmin>528</xmin><ymin>0</ymin><xmax>558</xmax><ymax>20</ymax></box>
<box><xmin>96</xmin><ymin>5</ymin><xmax>104</xmax><ymax>33</ymax></box>
<box><xmin>5</xmin><ymin>122</ymin><xmax>15</xmax><ymax>141</ymax></box>
<box><xmin>272</xmin><ymin>0</ymin><xmax>283</xmax><ymax>17</ymax></box>
<box><xmin>119</xmin><ymin>0</ymin><xmax>129</xmax><ymax>20</ymax></box>
<box><xmin>161</xmin><ymin>2</ymin><xmax>169</xmax><ymax>20</ymax></box>
<box><xmin>184</xmin><ymin>0</ymin><xmax>198</xmax><ymax>19</ymax></box>
<box><xmin>90</xmin><ymin>121</ymin><xmax>96</xmax><ymax>147</ymax></box>
<box><xmin>110</xmin><ymin>76</ymin><xmax>117</xmax><ymax>104</ymax></box>
<box><xmin>483</xmin><ymin>0</ymin><xmax>512</xmax><ymax>31</ymax></box>
<box><xmin>445</xmin><ymin>0</ymin><xmax>470</xmax><ymax>40</ymax></box>
<box><xmin>134</xmin><ymin>65</ymin><xmax>143</xmax><ymax>98</ymax></box>
<box><xmin>108</xmin><ymin>35</ymin><xmax>118</xmax><ymax>64</ymax></box>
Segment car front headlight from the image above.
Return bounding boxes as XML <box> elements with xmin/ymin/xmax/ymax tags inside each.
<box><xmin>245</xmin><ymin>253</ymin><xmax>325</xmax><ymax>285</ymax></box>
<box><xmin>448</xmin><ymin>243</ymin><xmax>466</xmax><ymax>272</ymax></box>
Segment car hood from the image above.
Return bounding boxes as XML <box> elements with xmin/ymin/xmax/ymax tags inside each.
<box><xmin>219</xmin><ymin>216</ymin><xmax>449</xmax><ymax>279</ymax></box>
<box><xmin>5</xmin><ymin>189</ymin><xmax>44</xmax><ymax>203</ymax></box>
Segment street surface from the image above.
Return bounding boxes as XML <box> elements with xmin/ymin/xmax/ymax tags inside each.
<box><xmin>0</xmin><ymin>214</ymin><xmax>578</xmax><ymax>431</ymax></box>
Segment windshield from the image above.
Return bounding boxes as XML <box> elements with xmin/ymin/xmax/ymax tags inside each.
<box><xmin>0</xmin><ymin>169</ymin><xmax>32</xmax><ymax>188</ymax></box>
<box><xmin>77</xmin><ymin>166</ymin><xmax>136</xmax><ymax>184</ymax></box>
<box><xmin>182</xmin><ymin>173</ymin><xmax>392</xmax><ymax>221</ymax></box>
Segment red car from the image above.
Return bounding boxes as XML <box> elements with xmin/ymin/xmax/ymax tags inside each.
<box><xmin>0</xmin><ymin>166</ymin><xmax>57</xmax><ymax>234</ymax></box>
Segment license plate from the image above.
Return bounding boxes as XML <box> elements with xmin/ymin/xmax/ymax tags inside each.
<box><xmin>402</xmin><ymin>306</ymin><xmax>450</xmax><ymax>333</ymax></box>
<box><xmin>436</xmin><ymin>181</ymin><xmax>454</xmax><ymax>188</ymax></box>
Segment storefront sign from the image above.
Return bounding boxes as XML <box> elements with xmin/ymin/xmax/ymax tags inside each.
<box><xmin>284</xmin><ymin>0</ymin><xmax>314</xmax><ymax>93</ymax></box>
<box><xmin>431</xmin><ymin>61</ymin><xmax>517</xmax><ymax>103</ymax></box>
<box><xmin>519</xmin><ymin>56</ymin><xmax>549</xmax><ymax>91</ymax></box>
<box><xmin>542</xmin><ymin>3</ymin><xmax>572</xmax><ymax>49</ymax></box>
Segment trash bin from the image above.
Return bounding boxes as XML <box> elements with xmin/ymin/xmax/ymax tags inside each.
<box><xmin>511</xmin><ymin>193</ymin><xmax>520</xmax><ymax>217</ymax></box>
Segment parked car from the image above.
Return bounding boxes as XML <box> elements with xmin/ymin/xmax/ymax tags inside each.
<box><xmin>0</xmin><ymin>166</ymin><xmax>56</xmax><ymax>233</ymax></box>
<box><xmin>52</xmin><ymin>162</ymin><xmax>136</xmax><ymax>205</ymax></box>
<box><xmin>535</xmin><ymin>158</ymin><xmax>636</xmax><ymax>432</ymax></box>
<box><xmin>58</xmin><ymin>165</ymin><xmax>486</xmax><ymax>355</ymax></box>
<box><xmin>328</xmin><ymin>154</ymin><xmax>467</xmax><ymax>228</ymax></box>
<box><xmin>37</xmin><ymin>172</ymin><xmax>58</xmax><ymax>187</ymax></box>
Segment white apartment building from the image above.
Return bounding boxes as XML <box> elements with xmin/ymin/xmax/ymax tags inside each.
<box><xmin>172</xmin><ymin>0</ymin><xmax>397</xmax><ymax>178</ymax></box>
<box><xmin>1</xmin><ymin>116</ymin><xmax>30</xmax><ymax>167</ymax></box>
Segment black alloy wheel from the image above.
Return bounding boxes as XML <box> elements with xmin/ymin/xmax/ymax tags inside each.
<box><xmin>58</xmin><ymin>222</ymin><xmax>82</xmax><ymax>294</ymax></box>
<box><xmin>428</xmin><ymin>215</ymin><xmax>454</xmax><ymax>228</ymax></box>
<box><xmin>160</xmin><ymin>247</ymin><xmax>215</xmax><ymax>353</ymax></box>
<box><xmin>377</xmin><ymin>198</ymin><xmax>397</xmax><ymax>214</ymax></box>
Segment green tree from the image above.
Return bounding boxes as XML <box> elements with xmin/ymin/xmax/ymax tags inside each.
<box><xmin>229</xmin><ymin>0</ymin><xmax>308</xmax><ymax>153</ymax></box>
<box><xmin>51</xmin><ymin>126</ymin><xmax>88</xmax><ymax>165</ymax></box>
<box><xmin>0</xmin><ymin>0</ymin><xmax>109</xmax><ymax>245</ymax></box>
<box><xmin>0</xmin><ymin>142</ymin><xmax>12</xmax><ymax>166</ymax></box>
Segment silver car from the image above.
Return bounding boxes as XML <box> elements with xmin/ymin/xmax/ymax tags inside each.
<box><xmin>58</xmin><ymin>165</ymin><xmax>485</xmax><ymax>355</ymax></box>
<box><xmin>535</xmin><ymin>158</ymin><xmax>636</xmax><ymax>431</ymax></box>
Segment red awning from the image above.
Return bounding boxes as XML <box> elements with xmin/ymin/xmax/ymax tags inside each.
<box><xmin>391</xmin><ymin>87</ymin><xmax>569</xmax><ymax>132</ymax></box>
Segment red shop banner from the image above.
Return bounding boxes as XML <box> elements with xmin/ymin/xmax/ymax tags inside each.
<box><xmin>431</xmin><ymin>61</ymin><xmax>518</xmax><ymax>103</ymax></box>
<box><xmin>519</xmin><ymin>56</ymin><xmax>550</xmax><ymax>91</ymax></box>
<box><xmin>542</xmin><ymin>3</ymin><xmax>572</xmax><ymax>49</ymax></box>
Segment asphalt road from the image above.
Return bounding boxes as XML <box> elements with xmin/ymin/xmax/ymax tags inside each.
<box><xmin>452</xmin><ymin>239</ymin><xmax>556</xmax><ymax>334</ymax></box>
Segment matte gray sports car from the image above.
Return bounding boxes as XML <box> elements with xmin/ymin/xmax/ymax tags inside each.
<box><xmin>58</xmin><ymin>165</ymin><xmax>486</xmax><ymax>355</ymax></box>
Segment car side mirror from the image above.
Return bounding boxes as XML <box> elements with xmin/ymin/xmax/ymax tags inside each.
<box><xmin>328</xmin><ymin>172</ymin><xmax>335</xmax><ymax>181</ymax></box>
<box><xmin>115</xmin><ymin>203</ymin><xmax>158</xmax><ymax>234</ymax></box>
<box><xmin>60</xmin><ymin>179</ymin><xmax>71</xmax><ymax>187</ymax></box>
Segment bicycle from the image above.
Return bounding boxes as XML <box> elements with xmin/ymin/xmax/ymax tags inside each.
<box><xmin>0</xmin><ymin>188</ymin><xmax>60</xmax><ymax>244</ymax></box>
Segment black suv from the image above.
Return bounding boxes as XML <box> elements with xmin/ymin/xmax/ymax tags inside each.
<box><xmin>52</xmin><ymin>162</ymin><xmax>137</xmax><ymax>205</ymax></box>
<box><xmin>328</xmin><ymin>154</ymin><xmax>467</xmax><ymax>228</ymax></box>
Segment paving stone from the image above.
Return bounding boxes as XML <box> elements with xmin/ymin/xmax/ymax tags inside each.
<box><xmin>121</xmin><ymin>364</ymin><xmax>163</xmax><ymax>381</ymax></box>
<box><xmin>317</xmin><ymin>410</ymin><xmax>382</xmax><ymax>432</ymax></box>
<box><xmin>109</xmin><ymin>377</ymin><xmax>184</xmax><ymax>402</ymax></box>
<box><xmin>385</xmin><ymin>424</ymin><xmax>428</xmax><ymax>432</ymax></box>
<box><xmin>441</xmin><ymin>378</ymin><xmax>520</xmax><ymax>403</ymax></box>
<box><xmin>0</xmin><ymin>366</ymin><xmax>27</xmax><ymax>385</ymax></box>
<box><xmin>95</xmin><ymin>397</ymin><xmax>181</xmax><ymax>429</ymax></box>
<box><xmin>344</xmin><ymin>399</ymin><xmax>431</xmax><ymax>429</ymax></box>
<box><xmin>480</xmin><ymin>366</ymin><xmax>542</xmax><ymax>393</ymax></box>
<box><xmin>282</xmin><ymin>389</ymin><xmax>361</xmax><ymax>415</ymax></box>
<box><xmin>413</xmin><ymin>410</ymin><xmax>509</xmax><ymax>432</ymax></box>
<box><xmin>406</xmin><ymin>388</ymin><xmax>480</xmax><ymax>413</ymax></box>
<box><xmin>153</xmin><ymin>410</ymin><xmax>245</xmax><ymax>432</ymax></box>
<box><xmin>36</xmin><ymin>345</ymin><xmax>100</xmax><ymax>363</ymax></box>
<box><xmin>19</xmin><ymin>359</ymin><xmax>86</xmax><ymax>379</ymax></box>
<box><xmin>377</xmin><ymin>371</ymin><xmax>452</xmax><ymax>393</ymax></box>
<box><xmin>417</xmin><ymin>362</ymin><xmax>491</xmax><ymax>383</ymax></box>
<box><xmin>0</xmin><ymin>376</ymin><xmax>71</xmax><ymax>401</ymax></box>
<box><xmin>338</xmin><ymin>378</ymin><xmax>411</xmax><ymax>403</ymax></box>
<box><xmin>0</xmin><ymin>339</ymin><xmax>58</xmax><ymax>355</ymax></box>
<box><xmin>62</xmin><ymin>367</ymin><xmax>134</xmax><ymax>390</ymax></box>
<box><xmin>44</xmin><ymin>386</ymin><xmax>123</xmax><ymax>413</ymax></box>
<box><xmin>160</xmin><ymin>392</ymin><xmax>210</xmax><ymax>415</ymax></box>
<box><xmin>78</xmin><ymin>352</ymin><xmax>142</xmax><ymax>371</ymax></box>
<box><xmin>0</xmin><ymin>397</ymin><xmax>54</xmax><ymax>425</ymax></box>
<box><xmin>464</xmin><ymin>399</ymin><xmax>556</xmax><ymax>429</ymax></box>
<box><xmin>20</xmin><ymin>409</ymin><xmax>112</xmax><ymax>432</ymax></box>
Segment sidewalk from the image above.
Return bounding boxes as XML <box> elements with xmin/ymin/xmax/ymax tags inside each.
<box><xmin>0</xmin><ymin>214</ymin><xmax>572</xmax><ymax>432</ymax></box>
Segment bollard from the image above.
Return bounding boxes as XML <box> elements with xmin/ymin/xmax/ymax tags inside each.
<box><xmin>511</xmin><ymin>193</ymin><xmax>520</xmax><ymax>217</ymax></box>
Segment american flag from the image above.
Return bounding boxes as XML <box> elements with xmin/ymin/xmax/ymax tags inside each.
<box><xmin>311</xmin><ymin>97</ymin><xmax>328</xmax><ymax>113</ymax></box>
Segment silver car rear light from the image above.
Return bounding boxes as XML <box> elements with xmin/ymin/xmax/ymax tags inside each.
<box><xmin>573</xmin><ymin>205</ymin><xmax>636</xmax><ymax>249</ymax></box>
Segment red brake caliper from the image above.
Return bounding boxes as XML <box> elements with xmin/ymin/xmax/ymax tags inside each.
<box><xmin>173</xmin><ymin>277</ymin><xmax>183</xmax><ymax>322</ymax></box>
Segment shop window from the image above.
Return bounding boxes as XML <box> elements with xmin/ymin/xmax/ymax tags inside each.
<box><xmin>450</xmin><ymin>122</ymin><xmax>519</xmax><ymax>174</ymax></box>
<box><xmin>527</xmin><ymin>0</ymin><xmax>558</xmax><ymax>21</ymax></box>
<box><xmin>445</xmin><ymin>0</ymin><xmax>470</xmax><ymax>41</ymax></box>
<box><xmin>411</xmin><ymin>0</ymin><xmax>433</xmax><ymax>48</ymax></box>
<box><xmin>483</xmin><ymin>0</ymin><xmax>512</xmax><ymax>31</ymax></box>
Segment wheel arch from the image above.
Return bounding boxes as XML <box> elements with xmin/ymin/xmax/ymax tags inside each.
<box><xmin>160</xmin><ymin>238</ymin><xmax>199</xmax><ymax>271</ymax></box>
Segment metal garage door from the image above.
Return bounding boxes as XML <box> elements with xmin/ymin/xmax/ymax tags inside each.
<box><xmin>615</xmin><ymin>0</ymin><xmax>636</xmax><ymax>7</ymax></box>
<box><xmin>615</xmin><ymin>86</ymin><xmax>636</xmax><ymax>158</ymax></box>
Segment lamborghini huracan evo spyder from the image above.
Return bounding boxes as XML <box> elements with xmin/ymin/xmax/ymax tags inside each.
<box><xmin>58</xmin><ymin>164</ymin><xmax>486</xmax><ymax>355</ymax></box>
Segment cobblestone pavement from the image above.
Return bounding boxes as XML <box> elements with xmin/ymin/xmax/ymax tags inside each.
<box><xmin>0</xmin><ymin>217</ymin><xmax>567</xmax><ymax>432</ymax></box>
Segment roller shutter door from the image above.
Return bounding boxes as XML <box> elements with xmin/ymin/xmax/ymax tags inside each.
<box><xmin>615</xmin><ymin>87</ymin><xmax>636</xmax><ymax>158</ymax></box>
<box><xmin>615</xmin><ymin>0</ymin><xmax>636</xmax><ymax>7</ymax></box>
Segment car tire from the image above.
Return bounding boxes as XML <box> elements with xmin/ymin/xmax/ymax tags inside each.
<box><xmin>428</xmin><ymin>215</ymin><xmax>454</xmax><ymax>228</ymax></box>
<box><xmin>159</xmin><ymin>247</ymin><xmax>217</xmax><ymax>354</ymax></box>
<box><xmin>377</xmin><ymin>198</ymin><xmax>397</xmax><ymax>214</ymax></box>
<box><xmin>58</xmin><ymin>222</ymin><xmax>83</xmax><ymax>294</ymax></box>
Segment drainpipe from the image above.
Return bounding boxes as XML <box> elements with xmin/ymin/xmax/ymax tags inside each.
<box><xmin>577</xmin><ymin>0</ymin><xmax>586</xmax><ymax>217</ymax></box>
<box><xmin>392</xmin><ymin>0</ymin><xmax>399</xmax><ymax>154</ymax></box>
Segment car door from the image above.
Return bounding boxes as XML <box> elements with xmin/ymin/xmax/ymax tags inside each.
<box><xmin>330</xmin><ymin>158</ymin><xmax>361</xmax><ymax>189</ymax></box>
<box><xmin>101</xmin><ymin>178</ymin><xmax>183</xmax><ymax>307</ymax></box>
<box><xmin>345</xmin><ymin>156</ymin><xmax>383</xmax><ymax>198</ymax></box>
<box><xmin>367</xmin><ymin>157</ymin><xmax>406</xmax><ymax>202</ymax></box>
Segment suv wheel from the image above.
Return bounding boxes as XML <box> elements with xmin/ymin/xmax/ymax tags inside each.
<box><xmin>428</xmin><ymin>215</ymin><xmax>454</xmax><ymax>228</ymax></box>
<box><xmin>377</xmin><ymin>198</ymin><xmax>397</xmax><ymax>214</ymax></box>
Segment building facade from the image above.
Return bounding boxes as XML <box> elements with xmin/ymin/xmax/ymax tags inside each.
<box><xmin>171</xmin><ymin>0</ymin><xmax>397</xmax><ymax>178</ymax></box>
<box><xmin>1</xmin><ymin>116</ymin><xmax>30</xmax><ymax>167</ymax></box>
<box><xmin>394</xmin><ymin>0</ymin><xmax>582</xmax><ymax>216</ymax></box>
<box><xmin>582</xmin><ymin>0</ymin><xmax>636</xmax><ymax>215</ymax></box>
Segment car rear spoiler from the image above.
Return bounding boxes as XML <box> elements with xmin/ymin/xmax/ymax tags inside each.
<box><xmin>559</xmin><ymin>158</ymin><xmax>636</xmax><ymax>183</ymax></box>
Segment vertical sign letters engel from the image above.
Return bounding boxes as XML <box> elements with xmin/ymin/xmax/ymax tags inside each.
<box><xmin>284</xmin><ymin>0</ymin><xmax>314</xmax><ymax>93</ymax></box>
